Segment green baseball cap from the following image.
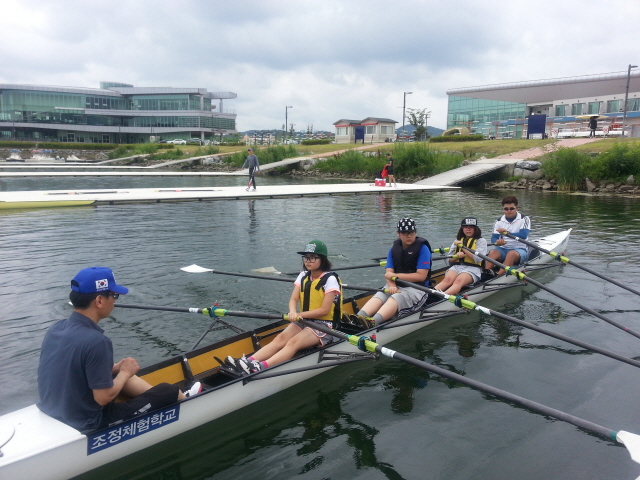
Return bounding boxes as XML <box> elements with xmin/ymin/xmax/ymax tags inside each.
<box><xmin>297</xmin><ymin>240</ymin><xmax>328</xmax><ymax>257</ymax></box>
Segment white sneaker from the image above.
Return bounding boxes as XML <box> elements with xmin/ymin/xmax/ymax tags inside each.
<box><xmin>252</xmin><ymin>187</ymin><xmax>256</xmax><ymax>192</ymax></box>
<box><xmin>246</xmin><ymin>187</ymin><xmax>250</xmax><ymax>191</ymax></box>
<box><xmin>184</xmin><ymin>381</ymin><xmax>202</xmax><ymax>397</ymax></box>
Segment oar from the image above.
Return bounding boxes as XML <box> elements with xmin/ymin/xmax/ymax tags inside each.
<box><xmin>114</xmin><ymin>302</ymin><xmax>284</xmax><ymax>320</ymax></box>
<box><xmin>295</xmin><ymin>318</ymin><xmax>640</xmax><ymax>466</ymax></box>
<box><xmin>460</xmin><ymin>246</ymin><xmax>640</xmax><ymax>341</ymax></box>
<box><xmin>392</xmin><ymin>279</ymin><xmax>640</xmax><ymax>370</ymax></box>
<box><xmin>276</xmin><ymin>252</ymin><xmax>451</xmax><ymax>276</ymax></box>
<box><xmin>501</xmin><ymin>232</ymin><xmax>640</xmax><ymax>297</ymax></box>
<box><xmin>180</xmin><ymin>264</ymin><xmax>386</xmax><ymax>293</ymax></box>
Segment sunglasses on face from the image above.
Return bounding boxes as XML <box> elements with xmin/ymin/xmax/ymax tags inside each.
<box><xmin>102</xmin><ymin>292</ymin><xmax>120</xmax><ymax>299</ymax></box>
<box><xmin>503</xmin><ymin>207</ymin><xmax>516</xmax><ymax>211</ymax></box>
<box><xmin>302</xmin><ymin>255</ymin><xmax>320</xmax><ymax>262</ymax></box>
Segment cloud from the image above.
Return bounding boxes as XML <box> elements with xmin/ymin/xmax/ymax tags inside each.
<box><xmin>2</xmin><ymin>0</ymin><xmax>639</xmax><ymax>130</ymax></box>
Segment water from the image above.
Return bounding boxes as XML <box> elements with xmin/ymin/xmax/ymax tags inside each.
<box><xmin>1</xmin><ymin>174</ymin><xmax>640</xmax><ymax>480</ymax></box>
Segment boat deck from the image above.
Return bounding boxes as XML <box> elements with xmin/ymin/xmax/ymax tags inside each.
<box><xmin>0</xmin><ymin>183</ymin><xmax>458</xmax><ymax>209</ymax></box>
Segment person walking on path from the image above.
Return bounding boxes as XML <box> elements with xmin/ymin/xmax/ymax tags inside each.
<box><xmin>242</xmin><ymin>148</ymin><xmax>260</xmax><ymax>191</ymax></box>
<box><xmin>37</xmin><ymin>267</ymin><xmax>201</xmax><ymax>432</ymax></box>
<box><xmin>385</xmin><ymin>153</ymin><xmax>397</xmax><ymax>187</ymax></box>
<box><xmin>589</xmin><ymin>116</ymin><xmax>598</xmax><ymax>138</ymax></box>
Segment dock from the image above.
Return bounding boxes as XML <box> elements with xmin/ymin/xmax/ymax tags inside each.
<box><xmin>0</xmin><ymin>183</ymin><xmax>458</xmax><ymax>209</ymax></box>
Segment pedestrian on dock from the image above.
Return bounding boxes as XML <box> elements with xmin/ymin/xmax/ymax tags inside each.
<box><xmin>226</xmin><ymin>241</ymin><xmax>342</xmax><ymax>375</ymax></box>
<box><xmin>243</xmin><ymin>148</ymin><xmax>260</xmax><ymax>191</ymax></box>
<box><xmin>356</xmin><ymin>217</ymin><xmax>432</xmax><ymax>325</ymax></box>
<box><xmin>435</xmin><ymin>217</ymin><xmax>487</xmax><ymax>295</ymax></box>
<box><xmin>486</xmin><ymin>196</ymin><xmax>531</xmax><ymax>275</ymax></box>
<box><xmin>588</xmin><ymin>116</ymin><xmax>598</xmax><ymax>138</ymax></box>
<box><xmin>385</xmin><ymin>153</ymin><xmax>397</xmax><ymax>187</ymax></box>
<box><xmin>37</xmin><ymin>267</ymin><xmax>201</xmax><ymax>432</ymax></box>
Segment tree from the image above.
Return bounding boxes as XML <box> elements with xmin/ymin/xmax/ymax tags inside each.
<box><xmin>406</xmin><ymin>108</ymin><xmax>432</xmax><ymax>141</ymax></box>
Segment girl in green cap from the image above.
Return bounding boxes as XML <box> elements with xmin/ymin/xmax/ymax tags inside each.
<box><xmin>226</xmin><ymin>240</ymin><xmax>342</xmax><ymax>375</ymax></box>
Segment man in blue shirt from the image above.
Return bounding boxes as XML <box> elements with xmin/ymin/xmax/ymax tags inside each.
<box><xmin>37</xmin><ymin>267</ymin><xmax>200</xmax><ymax>432</ymax></box>
<box><xmin>356</xmin><ymin>218</ymin><xmax>431</xmax><ymax>325</ymax></box>
<box><xmin>487</xmin><ymin>196</ymin><xmax>531</xmax><ymax>275</ymax></box>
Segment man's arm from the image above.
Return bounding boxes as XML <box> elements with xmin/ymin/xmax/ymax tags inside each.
<box><xmin>93</xmin><ymin>357</ymin><xmax>140</xmax><ymax>406</ymax></box>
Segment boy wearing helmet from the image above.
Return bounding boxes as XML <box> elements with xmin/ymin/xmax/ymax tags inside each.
<box><xmin>356</xmin><ymin>218</ymin><xmax>432</xmax><ymax>325</ymax></box>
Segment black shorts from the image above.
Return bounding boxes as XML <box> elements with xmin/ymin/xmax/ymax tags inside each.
<box><xmin>102</xmin><ymin>383</ymin><xmax>179</xmax><ymax>427</ymax></box>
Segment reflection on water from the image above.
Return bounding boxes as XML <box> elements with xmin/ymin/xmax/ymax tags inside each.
<box><xmin>1</xmin><ymin>183</ymin><xmax>640</xmax><ymax>480</ymax></box>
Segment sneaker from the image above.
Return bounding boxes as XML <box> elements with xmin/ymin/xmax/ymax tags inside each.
<box><xmin>252</xmin><ymin>187</ymin><xmax>256</xmax><ymax>192</ymax></box>
<box><xmin>246</xmin><ymin>187</ymin><xmax>250</xmax><ymax>191</ymax></box>
<box><xmin>248</xmin><ymin>359</ymin><xmax>263</xmax><ymax>373</ymax></box>
<box><xmin>226</xmin><ymin>355</ymin><xmax>251</xmax><ymax>375</ymax></box>
<box><xmin>355</xmin><ymin>315</ymin><xmax>376</xmax><ymax>329</ymax></box>
<box><xmin>184</xmin><ymin>381</ymin><xmax>202</xmax><ymax>398</ymax></box>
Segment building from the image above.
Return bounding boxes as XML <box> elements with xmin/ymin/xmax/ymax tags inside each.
<box><xmin>0</xmin><ymin>82</ymin><xmax>237</xmax><ymax>144</ymax></box>
<box><xmin>333</xmin><ymin>117</ymin><xmax>397</xmax><ymax>144</ymax></box>
<box><xmin>446</xmin><ymin>70</ymin><xmax>640</xmax><ymax>139</ymax></box>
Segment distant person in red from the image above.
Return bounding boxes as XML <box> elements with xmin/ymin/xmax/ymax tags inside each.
<box><xmin>385</xmin><ymin>153</ymin><xmax>397</xmax><ymax>187</ymax></box>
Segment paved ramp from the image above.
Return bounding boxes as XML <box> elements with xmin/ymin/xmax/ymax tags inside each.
<box><xmin>415</xmin><ymin>138</ymin><xmax>601</xmax><ymax>186</ymax></box>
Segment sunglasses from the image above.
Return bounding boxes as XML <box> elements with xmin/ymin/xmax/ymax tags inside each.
<box><xmin>102</xmin><ymin>292</ymin><xmax>120</xmax><ymax>299</ymax></box>
<box><xmin>503</xmin><ymin>207</ymin><xmax>516</xmax><ymax>211</ymax></box>
<box><xmin>302</xmin><ymin>255</ymin><xmax>320</xmax><ymax>262</ymax></box>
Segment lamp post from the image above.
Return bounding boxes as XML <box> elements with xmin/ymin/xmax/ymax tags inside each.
<box><xmin>285</xmin><ymin>106</ymin><xmax>293</xmax><ymax>141</ymax></box>
<box><xmin>402</xmin><ymin>92</ymin><xmax>412</xmax><ymax>141</ymax></box>
<box><xmin>622</xmin><ymin>64</ymin><xmax>638</xmax><ymax>137</ymax></box>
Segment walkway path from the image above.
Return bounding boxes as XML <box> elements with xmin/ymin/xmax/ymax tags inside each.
<box><xmin>415</xmin><ymin>138</ymin><xmax>601</xmax><ymax>186</ymax></box>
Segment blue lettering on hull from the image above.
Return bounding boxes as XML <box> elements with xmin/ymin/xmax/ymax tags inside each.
<box><xmin>87</xmin><ymin>404</ymin><xmax>181</xmax><ymax>455</ymax></box>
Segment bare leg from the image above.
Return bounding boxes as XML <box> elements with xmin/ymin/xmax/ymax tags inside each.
<box><xmin>444</xmin><ymin>272</ymin><xmax>474</xmax><ymax>295</ymax></box>
<box><xmin>359</xmin><ymin>296</ymin><xmax>384</xmax><ymax>317</ymax></box>
<box><xmin>436</xmin><ymin>270</ymin><xmax>458</xmax><ymax>292</ymax></box>
<box><xmin>497</xmin><ymin>251</ymin><xmax>521</xmax><ymax>276</ymax></box>
<box><xmin>375</xmin><ymin>298</ymin><xmax>399</xmax><ymax>324</ymax></box>
<box><xmin>251</xmin><ymin>323</ymin><xmax>302</xmax><ymax>362</ymax></box>
<box><xmin>263</xmin><ymin>328</ymin><xmax>321</xmax><ymax>367</ymax></box>
<box><xmin>121</xmin><ymin>375</ymin><xmax>153</xmax><ymax>398</ymax></box>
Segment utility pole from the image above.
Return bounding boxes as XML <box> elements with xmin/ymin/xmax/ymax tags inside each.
<box><xmin>622</xmin><ymin>64</ymin><xmax>638</xmax><ymax>137</ymax></box>
<box><xmin>402</xmin><ymin>91</ymin><xmax>412</xmax><ymax>141</ymax></box>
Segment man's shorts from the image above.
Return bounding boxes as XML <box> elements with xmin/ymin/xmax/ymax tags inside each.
<box><xmin>491</xmin><ymin>246</ymin><xmax>529</xmax><ymax>264</ymax></box>
<box><xmin>372</xmin><ymin>286</ymin><xmax>428</xmax><ymax>319</ymax></box>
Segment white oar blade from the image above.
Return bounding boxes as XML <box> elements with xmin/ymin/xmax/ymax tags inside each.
<box><xmin>181</xmin><ymin>264</ymin><xmax>214</xmax><ymax>273</ymax></box>
<box><xmin>617</xmin><ymin>431</ymin><xmax>640</xmax><ymax>464</ymax></box>
<box><xmin>252</xmin><ymin>266</ymin><xmax>282</xmax><ymax>274</ymax></box>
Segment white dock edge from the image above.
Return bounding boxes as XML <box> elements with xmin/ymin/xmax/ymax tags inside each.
<box><xmin>0</xmin><ymin>183</ymin><xmax>458</xmax><ymax>209</ymax></box>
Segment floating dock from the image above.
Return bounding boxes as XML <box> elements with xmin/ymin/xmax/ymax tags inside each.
<box><xmin>0</xmin><ymin>183</ymin><xmax>458</xmax><ymax>209</ymax></box>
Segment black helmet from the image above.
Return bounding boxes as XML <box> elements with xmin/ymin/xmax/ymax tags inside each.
<box><xmin>397</xmin><ymin>217</ymin><xmax>417</xmax><ymax>232</ymax></box>
<box><xmin>461</xmin><ymin>217</ymin><xmax>478</xmax><ymax>227</ymax></box>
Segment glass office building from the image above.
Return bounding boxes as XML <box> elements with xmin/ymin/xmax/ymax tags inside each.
<box><xmin>447</xmin><ymin>96</ymin><xmax>526</xmax><ymax>138</ymax></box>
<box><xmin>447</xmin><ymin>70</ymin><xmax>640</xmax><ymax>139</ymax></box>
<box><xmin>0</xmin><ymin>82</ymin><xmax>237</xmax><ymax>143</ymax></box>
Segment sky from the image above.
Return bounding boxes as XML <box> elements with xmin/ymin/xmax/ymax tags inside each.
<box><xmin>2</xmin><ymin>0</ymin><xmax>639</xmax><ymax>132</ymax></box>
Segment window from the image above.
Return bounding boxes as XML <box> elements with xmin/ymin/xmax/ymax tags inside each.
<box><xmin>627</xmin><ymin>98</ymin><xmax>640</xmax><ymax>112</ymax></box>
<box><xmin>336</xmin><ymin>127</ymin><xmax>347</xmax><ymax>135</ymax></box>
<box><xmin>571</xmin><ymin>103</ymin><xmax>585</xmax><ymax>115</ymax></box>
<box><xmin>380</xmin><ymin>125</ymin><xmax>392</xmax><ymax>134</ymax></box>
<box><xmin>555</xmin><ymin>105</ymin><xmax>566</xmax><ymax>116</ymax></box>
<box><xmin>588</xmin><ymin>102</ymin><xmax>600</xmax><ymax>114</ymax></box>
<box><xmin>365</xmin><ymin>125</ymin><xmax>376</xmax><ymax>134</ymax></box>
<box><xmin>607</xmin><ymin>100</ymin><xmax>621</xmax><ymax>113</ymax></box>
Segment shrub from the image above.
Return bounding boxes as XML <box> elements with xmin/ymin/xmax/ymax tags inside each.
<box><xmin>0</xmin><ymin>141</ymin><xmax>119</xmax><ymax>150</ymax></box>
<box><xmin>301</xmin><ymin>139</ymin><xmax>332</xmax><ymax>145</ymax></box>
<box><xmin>430</xmin><ymin>135</ymin><xmax>484</xmax><ymax>143</ymax></box>
<box><xmin>314</xmin><ymin>149</ymin><xmax>384</xmax><ymax>177</ymax></box>
<box><xmin>542</xmin><ymin>148</ymin><xmax>589</xmax><ymax>190</ymax></box>
<box><xmin>222</xmin><ymin>145</ymin><xmax>299</xmax><ymax>168</ymax></box>
<box><xmin>599</xmin><ymin>143</ymin><xmax>640</xmax><ymax>180</ymax></box>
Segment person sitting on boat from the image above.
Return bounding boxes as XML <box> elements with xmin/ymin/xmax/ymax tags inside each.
<box><xmin>226</xmin><ymin>240</ymin><xmax>342</xmax><ymax>375</ymax></box>
<box><xmin>37</xmin><ymin>267</ymin><xmax>202</xmax><ymax>432</ymax></box>
<box><xmin>487</xmin><ymin>196</ymin><xmax>531</xmax><ymax>276</ymax></box>
<box><xmin>355</xmin><ymin>217</ymin><xmax>431</xmax><ymax>325</ymax></box>
<box><xmin>435</xmin><ymin>217</ymin><xmax>487</xmax><ymax>295</ymax></box>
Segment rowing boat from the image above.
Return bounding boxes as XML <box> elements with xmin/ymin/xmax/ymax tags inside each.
<box><xmin>0</xmin><ymin>229</ymin><xmax>571</xmax><ymax>479</ymax></box>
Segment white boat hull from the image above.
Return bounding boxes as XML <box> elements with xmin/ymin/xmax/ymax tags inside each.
<box><xmin>0</xmin><ymin>229</ymin><xmax>571</xmax><ymax>479</ymax></box>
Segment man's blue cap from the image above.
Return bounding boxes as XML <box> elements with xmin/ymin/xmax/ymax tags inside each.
<box><xmin>71</xmin><ymin>267</ymin><xmax>129</xmax><ymax>294</ymax></box>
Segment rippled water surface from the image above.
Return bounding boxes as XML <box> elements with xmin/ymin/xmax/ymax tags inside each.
<box><xmin>1</xmin><ymin>174</ymin><xmax>640</xmax><ymax>480</ymax></box>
